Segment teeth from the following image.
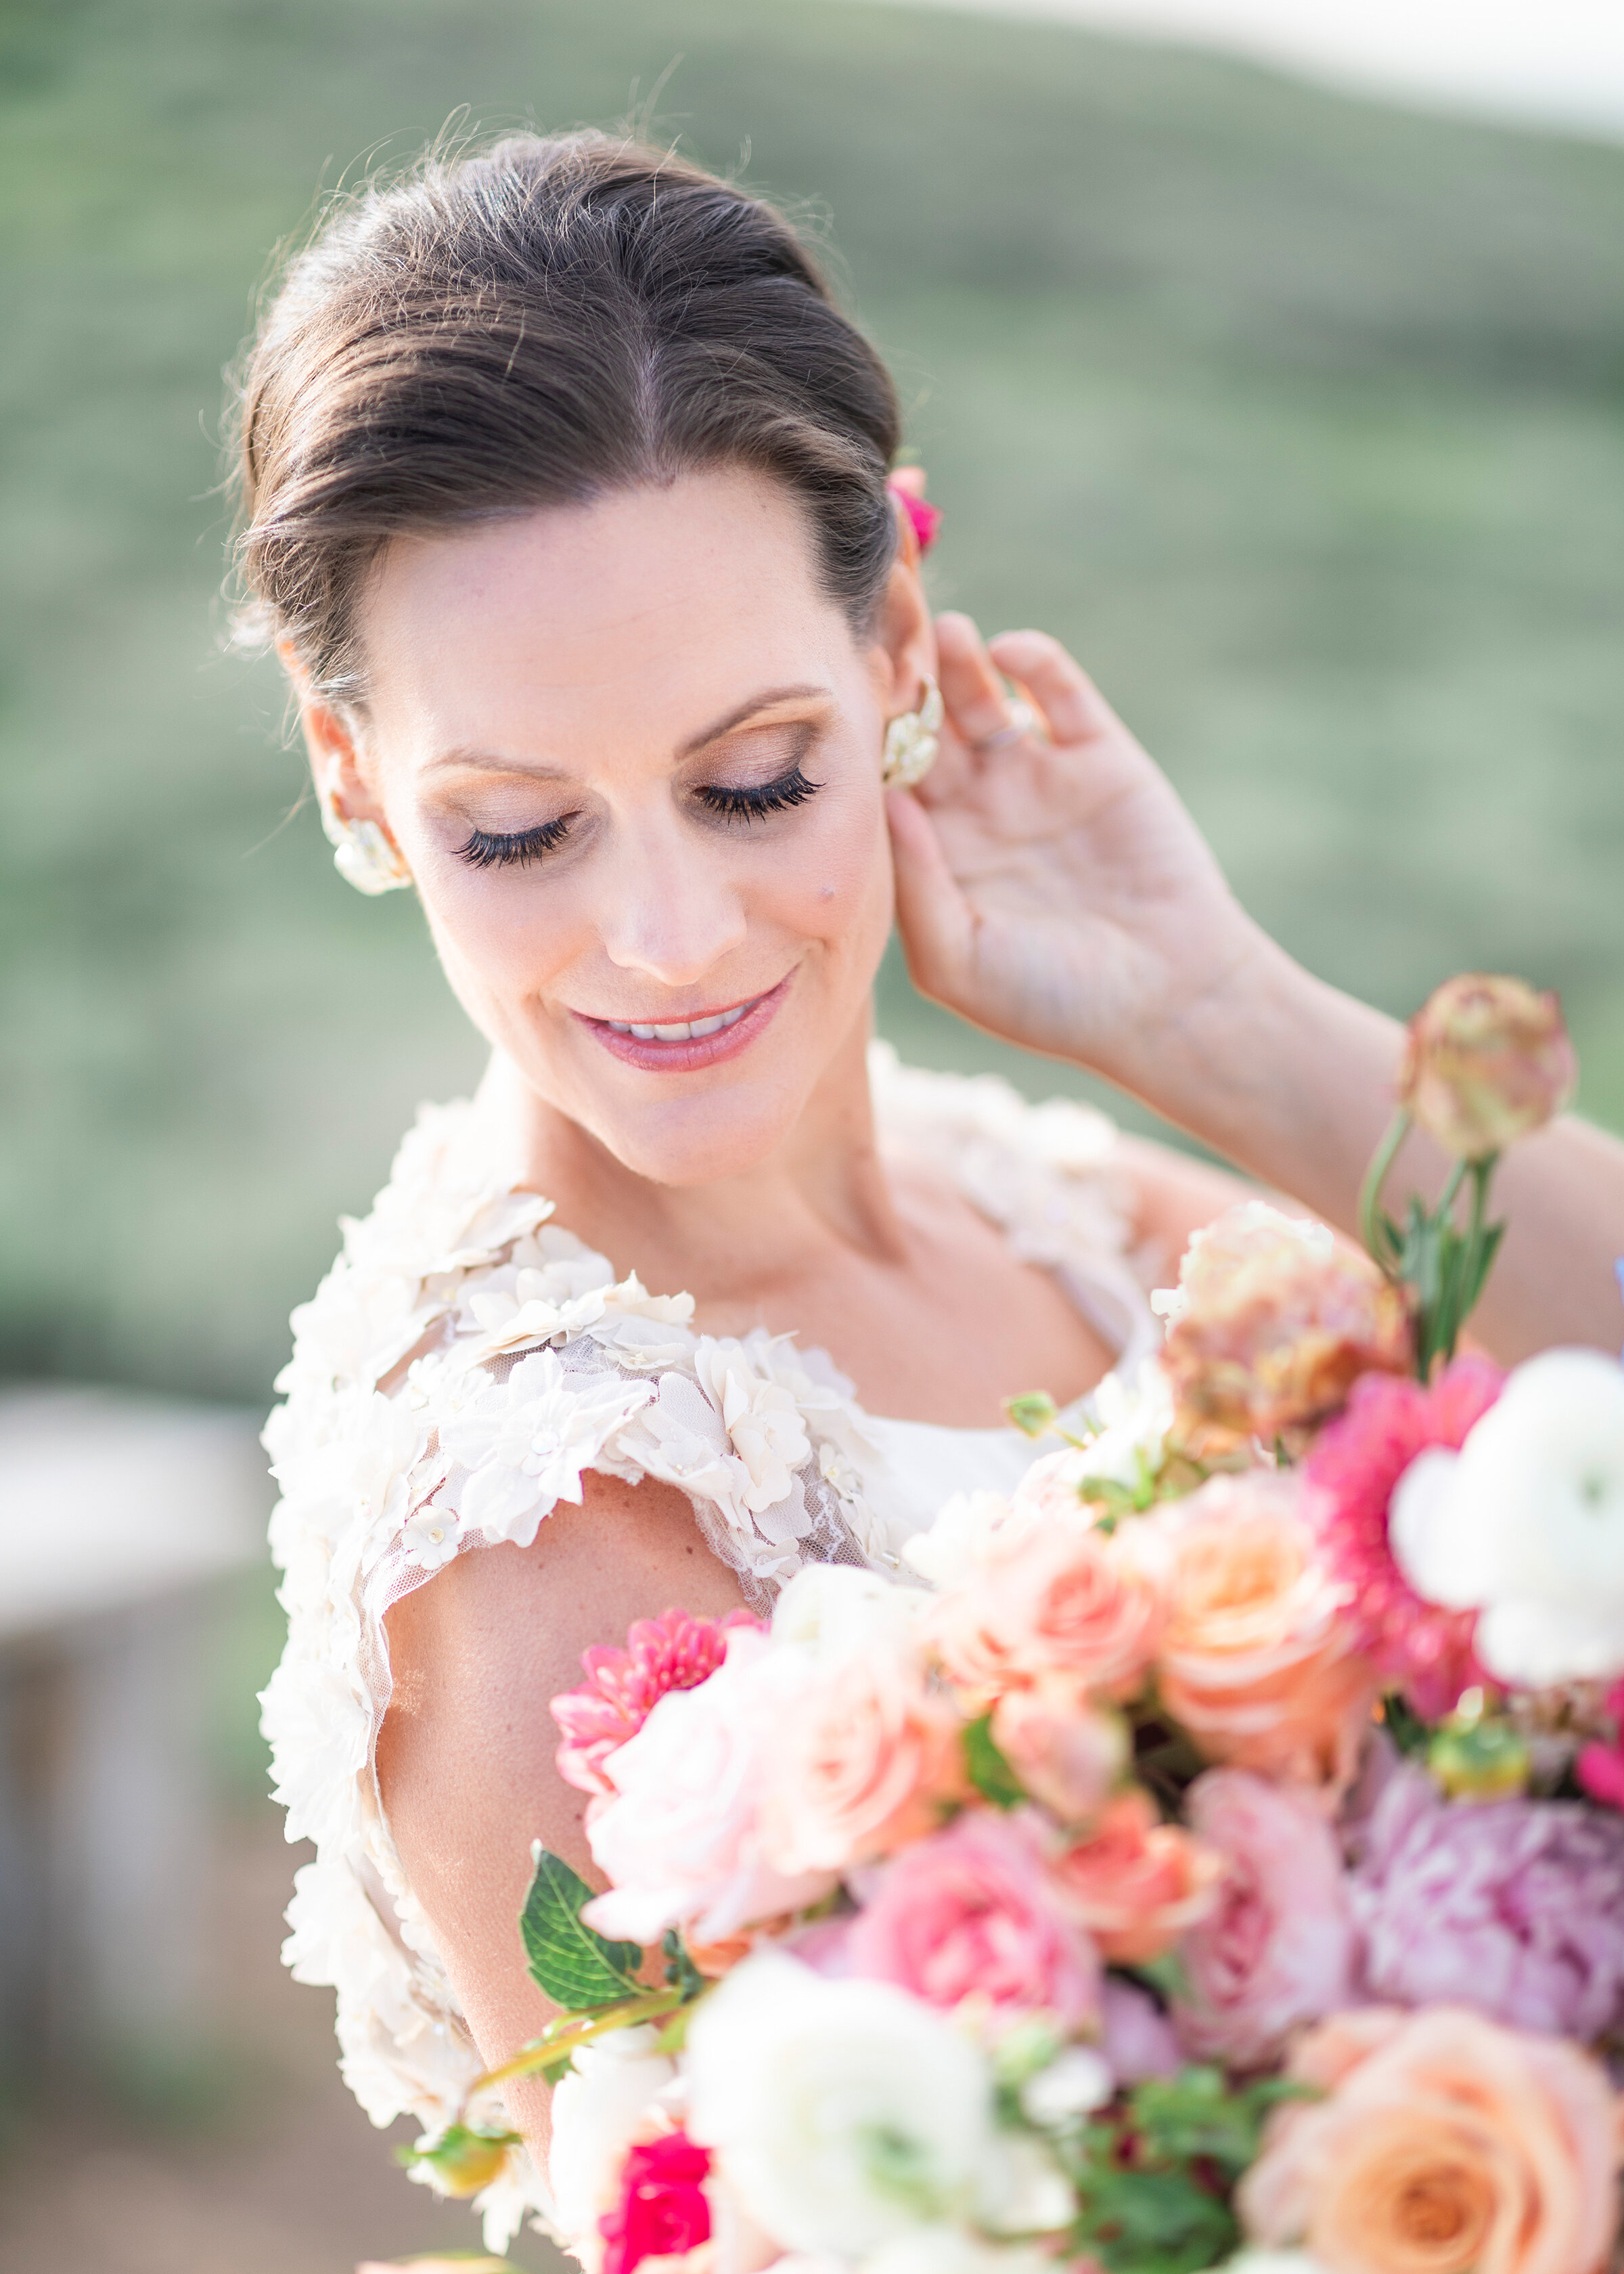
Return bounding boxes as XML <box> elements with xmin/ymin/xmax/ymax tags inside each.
<box><xmin>605</xmin><ymin>998</ymin><xmax>757</xmax><ymax>1042</ymax></box>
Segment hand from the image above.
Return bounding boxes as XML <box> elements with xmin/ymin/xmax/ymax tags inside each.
<box><xmin>887</xmin><ymin>613</ymin><xmax>1265</xmax><ymax>1096</ymax></box>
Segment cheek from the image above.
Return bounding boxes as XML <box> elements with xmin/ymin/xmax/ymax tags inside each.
<box><xmin>790</xmin><ymin>784</ymin><xmax>895</xmax><ymax>962</ymax></box>
<box><xmin>412</xmin><ymin>858</ymin><xmax>586</xmax><ymax>1019</ymax></box>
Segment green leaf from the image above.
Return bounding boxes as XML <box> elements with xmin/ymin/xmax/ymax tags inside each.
<box><xmin>520</xmin><ymin>1844</ymin><xmax>644</xmax><ymax>2009</ymax></box>
<box><xmin>963</xmin><ymin>1713</ymin><xmax>1025</xmax><ymax>1808</ymax></box>
<box><xmin>1006</xmin><ymin>1389</ymin><xmax>1060</xmax><ymax>1439</ymax></box>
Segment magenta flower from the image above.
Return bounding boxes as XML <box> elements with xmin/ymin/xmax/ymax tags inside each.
<box><xmin>551</xmin><ymin>1607</ymin><xmax>764</xmax><ymax>1796</ymax></box>
<box><xmin>598</xmin><ymin>2130</ymin><xmax>712</xmax><ymax>2274</ymax></box>
<box><xmin>1349</xmin><ymin>1760</ymin><xmax>1624</xmax><ymax>2040</ymax></box>
<box><xmin>1301</xmin><ymin>1356</ymin><xmax>1502</xmax><ymax>1718</ymax></box>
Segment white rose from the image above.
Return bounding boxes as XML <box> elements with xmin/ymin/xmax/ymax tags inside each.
<box><xmin>685</xmin><ymin>1951</ymin><xmax>1002</xmax><ymax>2259</ymax></box>
<box><xmin>1390</xmin><ymin>1347</ymin><xmax>1624</xmax><ymax>1688</ymax></box>
<box><xmin>546</xmin><ymin>2024</ymin><xmax>676</xmax><ymax>2271</ymax></box>
<box><xmin>772</xmin><ymin>1563</ymin><xmax>926</xmax><ymax>1661</ymax></box>
<box><xmin>901</xmin><ymin>1490</ymin><xmax>1040</xmax><ymax>1590</ymax></box>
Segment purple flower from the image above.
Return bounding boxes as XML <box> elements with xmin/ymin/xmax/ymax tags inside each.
<box><xmin>1349</xmin><ymin>1762</ymin><xmax>1624</xmax><ymax>2040</ymax></box>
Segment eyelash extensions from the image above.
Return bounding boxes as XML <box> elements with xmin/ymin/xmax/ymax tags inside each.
<box><xmin>452</xmin><ymin>764</ymin><xmax>824</xmax><ymax>870</ymax></box>
<box><xmin>694</xmin><ymin>763</ymin><xmax>822</xmax><ymax>822</ymax></box>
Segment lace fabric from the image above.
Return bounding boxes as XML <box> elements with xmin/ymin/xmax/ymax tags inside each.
<box><xmin>258</xmin><ymin>1044</ymin><xmax>1154</xmax><ymax>2248</ymax></box>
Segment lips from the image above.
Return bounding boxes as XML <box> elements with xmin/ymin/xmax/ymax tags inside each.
<box><xmin>579</xmin><ymin>976</ymin><xmax>789</xmax><ymax>1073</ymax></box>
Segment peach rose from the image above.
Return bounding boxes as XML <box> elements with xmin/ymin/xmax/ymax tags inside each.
<box><xmin>928</xmin><ymin>1509</ymin><xmax>1167</xmax><ymax>1704</ymax></box>
<box><xmin>991</xmin><ymin>1681</ymin><xmax>1129</xmax><ymax>1825</ymax></box>
<box><xmin>1151</xmin><ymin>1471</ymin><xmax>1379</xmax><ymax>1790</ymax></box>
<box><xmin>758</xmin><ymin>1641</ymin><xmax>968</xmax><ymax>1875</ymax></box>
<box><xmin>1046</xmin><ymin>1787</ymin><xmax>1224</xmax><ymax>1964</ymax></box>
<box><xmin>1239</xmin><ymin>2005</ymin><xmax>1624</xmax><ymax>2274</ymax></box>
<box><xmin>1158</xmin><ymin>1202</ymin><xmax>1412</xmax><ymax>1447</ymax></box>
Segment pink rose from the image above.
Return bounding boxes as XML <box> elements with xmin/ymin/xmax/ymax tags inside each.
<box><xmin>991</xmin><ymin>1681</ymin><xmax>1128</xmax><ymax>1825</ymax></box>
<box><xmin>584</xmin><ymin>1630</ymin><xmax>838</xmax><ymax>1944</ymax></box>
<box><xmin>928</xmin><ymin>1509</ymin><xmax>1167</xmax><ymax>1703</ymax></box>
<box><xmin>1174</xmin><ymin>1768</ymin><xmax>1357</xmax><ymax>2068</ymax></box>
<box><xmin>1239</xmin><ymin>2005</ymin><xmax>1622</xmax><ymax>2274</ymax></box>
<box><xmin>841</xmin><ymin>1807</ymin><xmax>1100</xmax><ymax>2028</ymax></box>
<box><xmin>1152</xmin><ymin>1469</ymin><xmax>1379</xmax><ymax>1791</ymax></box>
<box><xmin>1047</xmin><ymin>1788</ymin><xmax>1224</xmax><ymax>1965</ymax></box>
<box><xmin>552</xmin><ymin>1607</ymin><xmax>765</xmax><ymax>1796</ymax></box>
<box><xmin>758</xmin><ymin>1638</ymin><xmax>967</xmax><ymax>1875</ymax></box>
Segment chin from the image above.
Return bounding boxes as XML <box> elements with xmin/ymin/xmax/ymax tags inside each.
<box><xmin>574</xmin><ymin>1059</ymin><xmax>815</xmax><ymax>1186</ymax></box>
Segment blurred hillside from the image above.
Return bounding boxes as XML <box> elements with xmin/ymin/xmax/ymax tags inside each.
<box><xmin>2</xmin><ymin>0</ymin><xmax>1621</xmax><ymax>1407</ymax></box>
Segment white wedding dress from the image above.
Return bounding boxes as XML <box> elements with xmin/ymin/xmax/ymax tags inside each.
<box><xmin>260</xmin><ymin>1044</ymin><xmax>1159</xmax><ymax>2244</ymax></box>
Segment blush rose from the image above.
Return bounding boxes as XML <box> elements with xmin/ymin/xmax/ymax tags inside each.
<box><xmin>1174</xmin><ymin>1768</ymin><xmax>1357</xmax><ymax>2069</ymax></box>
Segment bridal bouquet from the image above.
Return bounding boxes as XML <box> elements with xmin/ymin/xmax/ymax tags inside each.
<box><xmin>409</xmin><ymin>975</ymin><xmax>1624</xmax><ymax>2274</ymax></box>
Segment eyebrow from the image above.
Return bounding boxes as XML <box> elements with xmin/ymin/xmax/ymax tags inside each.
<box><xmin>424</xmin><ymin>683</ymin><xmax>830</xmax><ymax>778</ymax></box>
<box><xmin>676</xmin><ymin>682</ymin><xmax>830</xmax><ymax>755</ymax></box>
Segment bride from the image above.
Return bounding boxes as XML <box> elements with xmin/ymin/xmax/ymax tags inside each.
<box><xmin>242</xmin><ymin>131</ymin><xmax>1624</xmax><ymax>2244</ymax></box>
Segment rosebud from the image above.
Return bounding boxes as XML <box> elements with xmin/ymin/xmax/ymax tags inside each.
<box><xmin>1399</xmin><ymin>974</ymin><xmax>1576</xmax><ymax>1161</ymax></box>
<box><xmin>991</xmin><ymin>1681</ymin><xmax>1129</xmax><ymax>1825</ymax></box>
<box><xmin>1156</xmin><ymin>1202</ymin><xmax>1412</xmax><ymax>1446</ymax></box>
<box><xmin>397</xmin><ymin>2122</ymin><xmax>518</xmax><ymax>2199</ymax></box>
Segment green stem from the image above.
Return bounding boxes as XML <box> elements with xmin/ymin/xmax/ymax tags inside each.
<box><xmin>1435</xmin><ymin>1155</ymin><xmax>1466</xmax><ymax>1225</ymax></box>
<box><xmin>1359</xmin><ymin>1108</ymin><xmax>1411</xmax><ymax>1270</ymax></box>
<box><xmin>467</xmin><ymin>1986</ymin><xmax>683</xmax><ymax>2101</ymax></box>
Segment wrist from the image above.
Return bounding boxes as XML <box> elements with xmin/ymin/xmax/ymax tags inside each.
<box><xmin>1108</xmin><ymin>928</ymin><xmax>1407</xmax><ymax>1224</ymax></box>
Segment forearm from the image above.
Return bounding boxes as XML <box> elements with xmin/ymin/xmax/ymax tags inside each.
<box><xmin>1104</xmin><ymin>928</ymin><xmax>1624</xmax><ymax>1361</ymax></box>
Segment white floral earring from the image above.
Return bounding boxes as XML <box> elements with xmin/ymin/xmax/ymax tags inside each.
<box><xmin>319</xmin><ymin>788</ymin><xmax>413</xmax><ymax>895</ymax></box>
<box><xmin>880</xmin><ymin>675</ymin><xmax>944</xmax><ymax>789</ymax></box>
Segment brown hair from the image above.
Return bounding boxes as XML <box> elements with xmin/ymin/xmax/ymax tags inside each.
<box><xmin>229</xmin><ymin>130</ymin><xmax>904</xmax><ymax>707</ymax></box>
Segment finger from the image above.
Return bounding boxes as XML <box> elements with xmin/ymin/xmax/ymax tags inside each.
<box><xmin>935</xmin><ymin>612</ymin><xmax>1028</xmax><ymax>756</ymax></box>
<box><xmin>985</xmin><ymin>629</ymin><xmax>1121</xmax><ymax>747</ymax></box>
<box><xmin>885</xmin><ymin>786</ymin><xmax>971</xmax><ymax>996</ymax></box>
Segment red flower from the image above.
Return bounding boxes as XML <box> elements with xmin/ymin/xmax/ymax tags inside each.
<box><xmin>551</xmin><ymin>1608</ymin><xmax>763</xmax><ymax>1796</ymax></box>
<box><xmin>1301</xmin><ymin>1356</ymin><xmax>1502</xmax><ymax>1720</ymax></box>
<box><xmin>1578</xmin><ymin>1680</ymin><xmax>1624</xmax><ymax>1812</ymax></box>
<box><xmin>598</xmin><ymin>2131</ymin><xmax>712</xmax><ymax>2274</ymax></box>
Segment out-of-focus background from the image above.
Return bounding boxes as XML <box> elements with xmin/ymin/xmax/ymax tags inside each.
<box><xmin>0</xmin><ymin>0</ymin><xmax>1619</xmax><ymax>2265</ymax></box>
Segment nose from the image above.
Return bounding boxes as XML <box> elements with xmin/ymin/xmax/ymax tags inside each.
<box><xmin>595</xmin><ymin>818</ymin><xmax>750</xmax><ymax>988</ymax></box>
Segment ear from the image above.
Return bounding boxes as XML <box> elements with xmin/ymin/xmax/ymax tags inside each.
<box><xmin>278</xmin><ymin>638</ymin><xmax>388</xmax><ymax>830</ymax></box>
<box><xmin>871</xmin><ymin>518</ymin><xmax>937</xmax><ymax>715</ymax></box>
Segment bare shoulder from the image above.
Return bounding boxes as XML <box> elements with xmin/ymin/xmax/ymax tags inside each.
<box><xmin>376</xmin><ymin>1471</ymin><xmax>748</xmax><ymax>2134</ymax></box>
<box><xmin>1112</xmin><ymin>1132</ymin><xmax>1257</xmax><ymax>1272</ymax></box>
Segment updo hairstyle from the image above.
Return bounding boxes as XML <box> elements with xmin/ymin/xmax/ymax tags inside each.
<box><xmin>230</xmin><ymin>131</ymin><xmax>905</xmax><ymax>709</ymax></box>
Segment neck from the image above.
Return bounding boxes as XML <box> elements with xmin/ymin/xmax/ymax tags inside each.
<box><xmin>473</xmin><ymin>1008</ymin><xmax>907</xmax><ymax>1316</ymax></box>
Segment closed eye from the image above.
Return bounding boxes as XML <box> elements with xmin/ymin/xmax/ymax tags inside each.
<box><xmin>696</xmin><ymin>763</ymin><xmax>822</xmax><ymax>822</ymax></box>
<box><xmin>454</xmin><ymin>816</ymin><xmax>574</xmax><ymax>869</ymax></box>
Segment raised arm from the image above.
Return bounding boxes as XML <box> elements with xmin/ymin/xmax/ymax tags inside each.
<box><xmin>888</xmin><ymin>612</ymin><xmax>1624</xmax><ymax>1359</ymax></box>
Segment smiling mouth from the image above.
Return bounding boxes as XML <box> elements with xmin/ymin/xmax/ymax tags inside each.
<box><xmin>600</xmin><ymin>994</ymin><xmax>764</xmax><ymax>1042</ymax></box>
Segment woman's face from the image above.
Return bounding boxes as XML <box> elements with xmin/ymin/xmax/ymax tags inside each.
<box><xmin>312</xmin><ymin>470</ymin><xmax>928</xmax><ymax>1185</ymax></box>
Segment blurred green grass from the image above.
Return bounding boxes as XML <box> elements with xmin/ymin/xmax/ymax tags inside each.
<box><xmin>2</xmin><ymin>0</ymin><xmax>1621</xmax><ymax>1406</ymax></box>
